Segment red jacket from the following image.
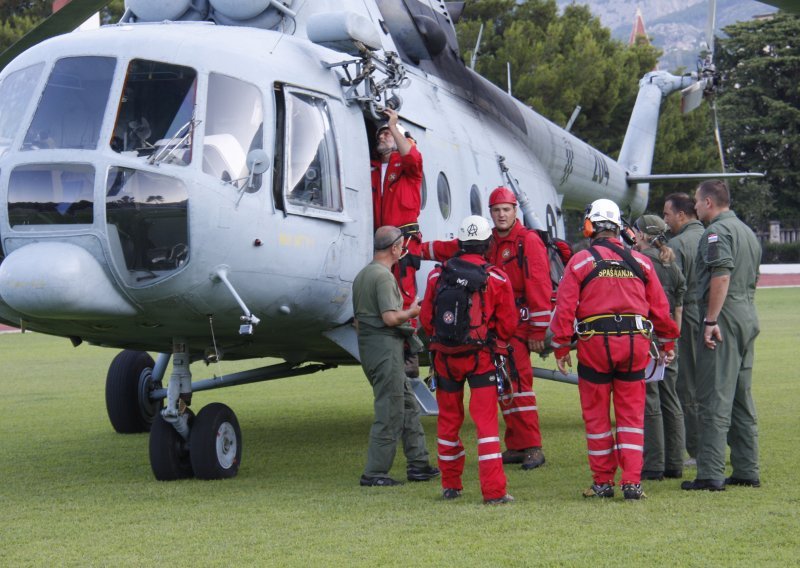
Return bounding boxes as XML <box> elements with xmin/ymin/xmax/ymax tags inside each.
<box><xmin>550</xmin><ymin>237</ymin><xmax>679</xmax><ymax>359</ymax></box>
<box><xmin>371</xmin><ymin>146</ymin><xmax>423</xmax><ymax>230</ymax></box>
<box><xmin>420</xmin><ymin>254</ymin><xmax>517</xmax><ymax>380</ymax></box>
<box><xmin>421</xmin><ymin>221</ymin><xmax>552</xmax><ymax>341</ymax></box>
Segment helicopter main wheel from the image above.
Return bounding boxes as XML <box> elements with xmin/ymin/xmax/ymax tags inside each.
<box><xmin>105</xmin><ymin>350</ymin><xmax>163</xmax><ymax>433</ymax></box>
<box><xmin>190</xmin><ymin>403</ymin><xmax>242</xmax><ymax>480</ymax></box>
<box><xmin>149</xmin><ymin>409</ymin><xmax>195</xmax><ymax>481</ymax></box>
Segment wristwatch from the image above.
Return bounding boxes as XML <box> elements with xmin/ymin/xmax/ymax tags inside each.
<box><xmin>704</xmin><ymin>319</ymin><xmax>718</xmax><ymax>326</ymax></box>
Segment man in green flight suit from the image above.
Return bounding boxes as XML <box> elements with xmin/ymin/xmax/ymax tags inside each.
<box><xmin>353</xmin><ymin>225</ymin><xmax>440</xmax><ymax>487</ymax></box>
<box><xmin>663</xmin><ymin>192</ymin><xmax>706</xmax><ymax>466</ymax></box>
<box><xmin>682</xmin><ymin>180</ymin><xmax>761</xmax><ymax>491</ymax></box>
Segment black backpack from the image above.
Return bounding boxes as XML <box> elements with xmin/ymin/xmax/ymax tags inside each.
<box><xmin>430</xmin><ymin>257</ymin><xmax>492</xmax><ymax>355</ymax></box>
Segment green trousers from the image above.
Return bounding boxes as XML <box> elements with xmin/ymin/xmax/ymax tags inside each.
<box><xmin>695</xmin><ymin>303</ymin><xmax>760</xmax><ymax>481</ymax></box>
<box><xmin>643</xmin><ymin>356</ymin><xmax>685</xmax><ymax>473</ymax></box>
<box><xmin>358</xmin><ymin>331</ymin><xmax>430</xmax><ymax>478</ymax></box>
<box><xmin>676</xmin><ymin>302</ymin><xmax>701</xmax><ymax>458</ymax></box>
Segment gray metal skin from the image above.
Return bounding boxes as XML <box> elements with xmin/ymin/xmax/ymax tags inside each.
<box><xmin>0</xmin><ymin>2</ymin><xmax>691</xmax><ymax>411</ymax></box>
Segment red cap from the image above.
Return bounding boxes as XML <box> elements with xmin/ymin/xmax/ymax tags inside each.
<box><xmin>489</xmin><ymin>186</ymin><xmax>517</xmax><ymax>207</ymax></box>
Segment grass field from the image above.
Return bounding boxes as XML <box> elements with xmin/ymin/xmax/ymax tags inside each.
<box><xmin>1</xmin><ymin>288</ymin><xmax>799</xmax><ymax>567</ymax></box>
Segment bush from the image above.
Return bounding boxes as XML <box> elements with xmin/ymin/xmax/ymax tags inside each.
<box><xmin>761</xmin><ymin>241</ymin><xmax>800</xmax><ymax>264</ymax></box>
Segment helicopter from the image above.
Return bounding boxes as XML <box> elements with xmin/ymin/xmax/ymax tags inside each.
<box><xmin>0</xmin><ymin>0</ymin><xmax>766</xmax><ymax>480</ymax></box>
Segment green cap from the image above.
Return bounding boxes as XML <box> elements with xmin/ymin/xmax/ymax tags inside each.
<box><xmin>635</xmin><ymin>214</ymin><xmax>668</xmax><ymax>236</ymax></box>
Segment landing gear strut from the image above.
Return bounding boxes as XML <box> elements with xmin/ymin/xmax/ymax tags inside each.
<box><xmin>103</xmin><ymin>339</ymin><xmax>335</xmax><ymax>481</ymax></box>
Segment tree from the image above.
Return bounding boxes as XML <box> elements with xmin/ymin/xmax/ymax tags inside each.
<box><xmin>457</xmin><ymin>0</ymin><xmax>660</xmax><ymax>156</ymax></box>
<box><xmin>715</xmin><ymin>13</ymin><xmax>800</xmax><ymax>227</ymax></box>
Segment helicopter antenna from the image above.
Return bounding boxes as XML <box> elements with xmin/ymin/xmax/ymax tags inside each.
<box><xmin>507</xmin><ymin>62</ymin><xmax>512</xmax><ymax>95</ymax></box>
<box><xmin>469</xmin><ymin>23</ymin><xmax>484</xmax><ymax>70</ymax></box>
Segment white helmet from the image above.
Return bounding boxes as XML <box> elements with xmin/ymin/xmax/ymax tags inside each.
<box><xmin>586</xmin><ymin>198</ymin><xmax>623</xmax><ymax>229</ymax></box>
<box><xmin>458</xmin><ymin>215</ymin><xmax>492</xmax><ymax>242</ymax></box>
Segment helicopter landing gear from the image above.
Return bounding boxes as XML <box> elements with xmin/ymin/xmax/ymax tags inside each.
<box><xmin>105</xmin><ymin>350</ymin><xmax>163</xmax><ymax>433</ymax></box>
<box><xmin>190</xmin><ymin>403</ymin><xmax>242</xmax><ymax>479</ymax></box>
<box><xmin>149</xmin><ymin>408</ymin><xmax>194</xmax><ymax>480</ymax></box>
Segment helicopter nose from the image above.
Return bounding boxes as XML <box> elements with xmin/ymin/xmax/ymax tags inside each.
<box><xmin>0</xmin><ymin>242</ymin><xmax>137</xmax><ymax>319</ymax></box>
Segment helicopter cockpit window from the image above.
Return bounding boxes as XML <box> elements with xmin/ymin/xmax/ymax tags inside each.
<box><xmin>8</xmin><ymin>163</ymin><xmax>94</xmax><ymax>226</ymax></box>
<box><xmin>203</xmin><ymin>74</ymin><xmax>264</xmax><ymax>184</ymax></box>
<box><xmin>110</xmin><ymin>59</ymin><xmax>197</xmax><ymax>166</ymax></box>
<box><xmin>0</xmin><ymin>63</ymin><xmax>44</xmax><ymax>158</ymax></box>
<box><xmin>106</xmin><ymin>167</ymin><xmax>189</xmax><ymax>284</ymax></box>
<box><xmin>283</xmin><ymin>90</ymin><xmax>342</xmax><ymax>212</ymax></box>
<box><xmin>22</xmin><ymin>57</ymin><xmax>114</xmax><ymax>151</ymax></box>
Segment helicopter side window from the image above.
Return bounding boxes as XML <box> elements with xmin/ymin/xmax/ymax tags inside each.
<box><xmin>7</xmin><ymin>163</ymin><xmax>94</xmax><ymax>226</ymax></box>
<box><xmin>437</xmin><ymin>172</ymin><xmax>451</xmax><ymax>220</ymax></box>
<box><xmin>203</xmin><ymin>74</ymin><xmax>264</xmax><ymax>184</ymax></box>
<box><xmin>110</xmin><ymin>60</ymin><xmax>197</xmax><ymax>166</ymax></box>
<box><xmin>105</xmin><ymin>167</ymin><xmax>189</xmax><ymax>285</ymax></box>
<box><xmin>0</xmin><ymin>63</ymin><xmax>44</xmax><ymax>158</ymax></box>
<box><xmin>22</xmin><ymin>57</ymin><xmax>115</xmax><ymax>151</ymax></box>
<box><xmin>283</xmin><ymin>90</ymin><xmax>342</xmax><ymax>213</ymax></box>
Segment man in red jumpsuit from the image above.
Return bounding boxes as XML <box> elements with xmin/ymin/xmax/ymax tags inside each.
<box><xmin>420</xmin><ymin>187</ymin><xmax>552</xmax><ymax>469</ymax></box>
<box><xmin>371</xmin><ymin>108</ymin><xmax>423</xmax><ymax>314</ymax></box>
<box><xmin>420</xmin><ymin>215</ymin><xmax>518</xmax><ymax>504</ymax></box>
<box><xmin>550</xmin><ymin>199</ymin><xmax>679</xmax><ymax>500</ymax></box>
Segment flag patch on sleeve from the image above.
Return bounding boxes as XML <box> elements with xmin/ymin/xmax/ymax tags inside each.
<box><xmin>708</xmin><ymin>234</ymin><xmax>718</xmax><ymax>243</ymax></box>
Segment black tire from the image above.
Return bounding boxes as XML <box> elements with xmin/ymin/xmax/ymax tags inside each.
<box><xmin>105</xmin><ymin>350</ymin><xmax>163</xmax><ymax>433</ymax></box>
<box><xmin>190</xmin><ymin>403</ymin><xmax>242</xmax><ymax>480</ymax></box>
<box><xmin>149</xmin><ymin>410</ymin><xmax>195</xmax><ymax>481</ymax></box>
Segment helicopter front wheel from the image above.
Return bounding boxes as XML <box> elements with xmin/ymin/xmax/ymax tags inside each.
<box><xmin>105</xmin><ymin>350</ymin><xmax>162</xmax><ymax>433</ymax></box>
<box><xmin>149</xmin><ymin>409</ymin><xmax>195</xmax><ymax>480</ymax></box>
<box><xmin>190</xmin><ymin>403</ymin><xmax>242</xmax><ymax>479</ymax></box>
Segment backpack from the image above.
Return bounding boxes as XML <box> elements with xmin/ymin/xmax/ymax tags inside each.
<box><xmin>430</xmin><ymin>257</ymin><xmax>492</xmax><ymax>355</ymax></box>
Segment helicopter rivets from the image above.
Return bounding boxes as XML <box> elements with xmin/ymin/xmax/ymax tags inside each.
<box><xmin>254</xmin><ymin>239</ymin><xmax>262</xmax><ymax>247</ymax></box>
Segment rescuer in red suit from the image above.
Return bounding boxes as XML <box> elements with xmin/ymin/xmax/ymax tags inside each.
<box><xmin>420</xmin><ymin>187</ymin><xmax>553</xmax><ymax>470</ymax></box>
<box><xmin>370</xmin><ymin>108</ymin><xmax>423</xmax><ymax>314</ymax></box>
<box><xmin>550</xmin><ymin>199</ymin><xmax>679</xmax><ymax>500</ymax></box>
<box><xmin>420</xmin><ymin>216</ymin><xmax>518</xmax><ymax>504</ymax></box>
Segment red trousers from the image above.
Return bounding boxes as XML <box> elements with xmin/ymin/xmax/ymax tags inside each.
<box><xmin>577</xmin><ymin>335</ymin><xmax>650</xmax><ymax>485</ymax></box>
<box><xmin>500</xmin><ymin>336</ymin><xmax>542</xmax><ymax>450</ymax></box>
<box><xmin>436</xmin><ymin>384</ymin><xmax>507</xmax><ymax>500</ymax></box>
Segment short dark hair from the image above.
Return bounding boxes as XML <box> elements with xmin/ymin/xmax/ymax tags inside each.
<box><xmin>459</xmin><ymin>240</ymin><xmax>490</xmax><ymax>255</ymax></box>
<box><xmin>697</xmin><ymin>179</ymin><xmax>731</xmax><ymax>207</ymax></box>
<box><xmin>664</xmin><ymin>192</ymin><xmax>697</xmax><ymax>218</ymax></box>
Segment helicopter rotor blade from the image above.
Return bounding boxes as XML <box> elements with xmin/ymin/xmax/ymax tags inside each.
<box><xmin>711</xmin><ymin>99</ymin><xmax>726</xmax><ymax>172</ymax></box>
<box><xmin>680</xmin><ymin>80</ymin><xmax>706</xmax><ymax>114</ymax></box>
<box><xmin>704</xmin><ymin>0</ymin><xmax>717</xmax><ymax>58</ymax></box>
<box><xmin>0</xmin><ymin>0</ymin><xmax>110</xmax><ymax>72</ymax></box>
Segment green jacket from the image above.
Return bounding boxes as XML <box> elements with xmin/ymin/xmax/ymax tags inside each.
<box><xmin>668</xmin><ymin>219</ymin><xmax>704</xmax><ymax>305</ymax></box>
<box><xmin>695</xmin><ymin>210</ymin><xmax>761</xmax><ymax>306</ymax></box>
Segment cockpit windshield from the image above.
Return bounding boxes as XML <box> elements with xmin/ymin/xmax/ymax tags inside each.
<box><xmin>0</xmin><ymin>63</ymin><xmax>44</xmax><ymax>158</ymax></box>
<box><xmin>22</xmin><ymin>57</ymin><xmax>115</xmax><ymax>151</ymax></box>
<box><xmin>110</xmin><ymin>59</ymin><xmax>197</xmax><ymax>166</ymax></box>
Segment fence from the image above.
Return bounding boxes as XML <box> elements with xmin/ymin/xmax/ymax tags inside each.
<box><xmin>757</xmin><ymin>221</ymin><xmax>800</xmax><ymax>244</ymax></box>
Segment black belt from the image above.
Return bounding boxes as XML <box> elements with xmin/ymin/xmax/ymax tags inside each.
<box><xmin>575</xmin><ymin>314</ymin><xmax>652</xmax><ymax>337</ymax></box>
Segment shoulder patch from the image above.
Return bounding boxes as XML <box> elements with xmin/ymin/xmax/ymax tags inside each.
<box><xmin>708</xmin><ymin>233</ymin><xmax>718</xmax><ymax>243</ymax></box>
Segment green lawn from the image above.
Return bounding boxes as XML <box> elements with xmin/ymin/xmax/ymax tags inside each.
<box><xmin>1</xmin><ymin>288</ymin><xmax>798</xmax><ymax>566</ymax></box>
